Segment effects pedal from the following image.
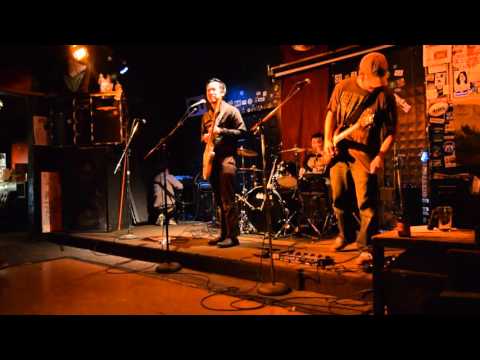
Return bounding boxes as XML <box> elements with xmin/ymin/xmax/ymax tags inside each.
<box><xmin>273</xmin><ymin>249</ymin><xmax>335</xmax><ymax>268</ymax></box>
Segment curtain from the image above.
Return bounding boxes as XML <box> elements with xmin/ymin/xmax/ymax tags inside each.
<box><xmin>278</xmin><ymin>46</ymin><xmax>330</xmax><ymax>163</ymax></box>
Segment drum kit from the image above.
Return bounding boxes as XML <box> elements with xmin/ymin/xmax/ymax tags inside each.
<box><xmin>234</xmin><ymin>145</ymin><xmax>336</xmax><ymax>239</ymax></box>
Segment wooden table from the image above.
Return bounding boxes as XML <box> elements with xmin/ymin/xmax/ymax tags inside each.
<box><xmin>372</xmin><ymin>225</ymin><xmax>478</xmax><ymax>315</ymax></box>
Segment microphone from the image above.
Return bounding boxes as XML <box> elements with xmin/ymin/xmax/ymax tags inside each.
<box><xmin>295</xmin><ymin>78</ymin><xmax>311</xmax><ymax>88</ymax></box>
<box><xmin>189</xmin><ymin>99</ymin><xmax>207</xmax><ymax>108</ymax></box>
<box><xmin>135</xmin><ymin>118</ymin><xmax>147</xmax><ymax>124</ymax></box>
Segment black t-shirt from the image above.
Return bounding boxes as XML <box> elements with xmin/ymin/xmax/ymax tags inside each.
<box><xmin>327</xmin><ymin>76</ymin><xmax>397</xmax><ymax>161</ymax></box>
<box><xmin>201</xmin><ymin>101</ymin><xmax>247</xmax><ymax>158</ymax></box>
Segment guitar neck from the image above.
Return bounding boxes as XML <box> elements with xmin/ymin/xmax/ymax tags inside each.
<box><xmin>333</xmin><ymin>122</ymin><xmax>360</xmax><ymax>147</ymax></box>
<box><xmin>206</xmin><ymin>100</ymin><xmax>223</xmax><ymax>146</ymax></box>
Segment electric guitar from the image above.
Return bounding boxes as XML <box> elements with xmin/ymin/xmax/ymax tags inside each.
<box><xmin>321</xmin><ymin>108</ymin><xmax>375</xmax><ymax>171</ymax></box>
<box><xmin>202</xmin><ymin>99</ymin><xmax>223</xmax><ymax>181</ymax></box>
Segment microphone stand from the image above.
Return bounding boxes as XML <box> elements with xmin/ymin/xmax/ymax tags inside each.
<box><xmin>251</xmin><ymin>81</ymin><xmax>308</xmax><ymax>296</ymax></box>
<box><xmin>114</xmin><ymin>118</ymin><xmax>143</xmax><ymax>240</ymax></box>
<box><xmin>144</xmin><ymin>105</ymin><xmax>199</xmax><ymax>273</ymax></box>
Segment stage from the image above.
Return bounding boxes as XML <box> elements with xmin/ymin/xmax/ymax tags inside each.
<box><xmin>43</xmin><ymin>222</ymin><xmax>403</xmax><ymax>301</ymax></box>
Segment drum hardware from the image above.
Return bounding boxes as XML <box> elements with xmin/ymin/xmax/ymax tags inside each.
<box><xmin>237</xmin><ymin>146</ymin><xmax>258</xmax><ymax>158</ymax></box>
<box><xmin>274</xmin><ymin>206</ymin><xmax>299</xmax><ymax>238</ymax></box>
<box><xmin>236</xmin><ymin>147</ymin><xmax>261</xmax><ymax>234</ymax></box>
<box><xmin>236</xmin><ymin>192</ymin><xmax>257</xmax><ymax>234</ymax></box>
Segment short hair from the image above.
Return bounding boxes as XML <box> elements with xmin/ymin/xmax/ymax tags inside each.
<box><xmin>206</xmin><ymin>78</ymin><xmax>227</xmax><ymax>96</ymax></box>
<box><xmin>456</xmin><ymin>71</ymin><xmax>468</xmax><ymax>85</ymax></box>
<box><xmin>311</xmin><ymin>132</ymin><xmax>324</xmax><ymax>139</ymax></box>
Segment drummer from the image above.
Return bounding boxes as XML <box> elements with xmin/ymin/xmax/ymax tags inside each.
<box><xmin>299</xmin><ymin>132</ymin><xmax>326</xmax><ymax>178</ymax></box>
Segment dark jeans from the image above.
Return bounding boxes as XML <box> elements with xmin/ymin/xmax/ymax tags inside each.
<box><xmin>329</xmin><ymin>156</ymin><xmax>378</xmax><ymax>252</ymax></box>
<box><xmin>210</xmin><ymin>155</ymin><xmax>239</xmax><ymax>240</ymax></box>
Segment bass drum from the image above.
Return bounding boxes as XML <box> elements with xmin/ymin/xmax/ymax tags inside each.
<box><xmin>246</xmin><ymin>186</ymin><xmax>285</xmax><ymax>233</ymax></box>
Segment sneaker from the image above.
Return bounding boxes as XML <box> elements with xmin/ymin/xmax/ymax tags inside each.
<box><xmin>208</xmin><ymin>236</ymin><xmax>225</xmax><ymax>246</ymax></box>
<box><xmin>156</xmin><ymin>214</ymin><xmax>165</xmax><ymax>226</ymax></box>
<box><xmin>355</xmin><ymin>251</ymin><xmax>373</xmax><ymax>266</ymax></box>
<box><xmin>331</xmin><ymin>236</ymin><xmax>351</xmax><ymax>252</ymax></box>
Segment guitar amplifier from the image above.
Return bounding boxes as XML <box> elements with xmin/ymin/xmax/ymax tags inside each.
<box><xmin>91</xmin><ymin>96</ymin><xmax>124</xmax><ymax>145</ymax></box>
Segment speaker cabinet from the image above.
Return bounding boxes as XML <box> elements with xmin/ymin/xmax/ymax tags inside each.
<box><xmin>62</xmin><ymin>146</ymin><xmax>127</xmax><ymax>232</ymax></box>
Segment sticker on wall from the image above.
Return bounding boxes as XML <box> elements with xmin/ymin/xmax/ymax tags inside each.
<box><xmin>432</xmin><ymin>134</ymin><xmax>445</xmax><ymax>143</ymax></box>
<box><xmin>394</xmin><ymin>69</ymin><xmax>404</xmax><ymax>77</ymax></box>
<box><xmin>443</xmin><ymin>141</ymin><xmax>455</xmax><ymax>154</ymax></box>
<box><xmin>434</xmin><ymin>72</ymin><xmax>448</xmax><ymax>96</ymax></box>
<box><xmin>444</xmin><ymin>154</ymin><xmax>457</xmax><ymax>168</ymax></box>
<box><xmin>423</xmin><ymin>45</ymin><xmax>452</xmax><ymax>67</ymax></box>
<box><xmin>428</xmin><ymin>101</ymin><xmax>449</xmax><ymax>117</ymax></box>
<box><xmin>445</xmin><ymin>120</ymin><xmax>455</xmax><ymax>132</ymax></box>
<box><xmin>431</xmin><ymin>145</ymin><xmax>442</xmax><ymax>158</ymax></box>
<box><xmin>428</xmin><ymin>64</ymin><xmax>448</xmax><ymax>74</ymax></box>
<box><xmin>426</xmin><ymin>87</ymin><xmax>438</xmax><ymax>100</ymax></box>
<box><xmin>429</xmin><ymin>117</ymin><xmax>445</xmax><ymax>124</ymax></box>
<box><xmin>453</xmin><ymin>70</ymin><xmax>473</xmax><ymax>97</ymax></box>
<box><xmin>394</xmin><ymin>93</ymin><xmax>412</xmax><ymax>113</ymax></box>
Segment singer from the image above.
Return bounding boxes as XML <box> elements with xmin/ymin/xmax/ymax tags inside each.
<box><xmin>324</xmin><ymin>52</ymin><xmax>398</xmax><ymax>269</ymax></box>
<box><xmin>201</xmin><ymin>78</ymin><xmax>246</xmax><ymax>248</ymax></box>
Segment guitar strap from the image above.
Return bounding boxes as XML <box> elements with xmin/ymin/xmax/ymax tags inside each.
<box><xmin>343</xmin><ymin>88</ymin><xmax>381</xmax><ymax>128</ymax></box>
<box><xmin>208</xmin><ymin>102</ymin><xmax>226</xmax><ymax>133</ymax></box>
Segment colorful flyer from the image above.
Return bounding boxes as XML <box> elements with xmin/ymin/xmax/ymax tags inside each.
<box><xmin>423</xmin><ymin>45</ymin><xmax>452</xmax><ymax>67</ymax></box>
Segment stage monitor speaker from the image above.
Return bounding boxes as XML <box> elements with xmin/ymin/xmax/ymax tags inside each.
<box><xmin>62</xmin><ymin>146</ymin><xmax>128</xmax><ymax>232</ymax></box>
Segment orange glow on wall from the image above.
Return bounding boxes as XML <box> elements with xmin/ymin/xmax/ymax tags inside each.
<box><xmin>11</xmin><ymin>142</ymin><xmax>28</xmax><ymax>167</ymax></box>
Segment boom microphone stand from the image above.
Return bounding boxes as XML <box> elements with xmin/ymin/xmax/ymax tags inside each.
<box><xmin>250</xmin><ymin>78</ymin><xmax>310</xmax><ymax>296</ymax></box>
<box><xmin>144</xmin><ymin>102</ymin><xmax>202</xmax><ymax>273</ymax></box>
<box><xmin>114</xmin><ymin>118</ymin><xmax>145</xmax><ymax>240</ymax></box>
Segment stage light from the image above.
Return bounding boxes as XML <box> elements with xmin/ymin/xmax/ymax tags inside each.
<box><xmin>291</xmin><ymin>45</ymin><xmax>315</xmax><ymax>52</ymax></box>
<box><xmin>119</xmin><ymin>66</ymin><xmax>129</xmax><ymax>75</ymax></box>
<box><xmin>0</xmin><ymin>98</ymin><xmax>3</xmax><ymax>111</ymax></box>
<box><xmin>70</xmin><ymin>45</ymin><xmax>89</xmax><ymax>62</ymax></box>
<box><xmin>420</xmin><ymin>150</ymin><xmax>429</xmax><ymax>163</ymax></box>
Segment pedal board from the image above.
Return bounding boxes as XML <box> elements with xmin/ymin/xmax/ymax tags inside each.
<box><xmin>272</xmin><ymin>250</ymin><xmax>335</xmax><ymax>268</ymax></box>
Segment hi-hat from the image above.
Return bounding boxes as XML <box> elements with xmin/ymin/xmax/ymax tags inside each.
<box><xmin>237</xmin><ymin>147</ymin><xmax>258</xmax><ymax>157</ymax></box>
<box><xmin>280</xmin><ymin>147</ymin><xmax>306</xmax><ymax>154</ymax></box>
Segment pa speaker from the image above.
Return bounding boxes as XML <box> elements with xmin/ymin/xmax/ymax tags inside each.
<box><xmin>62</xmin><ymin>146</ymin><xmax>128</xmax><ymax>232</ymax></box>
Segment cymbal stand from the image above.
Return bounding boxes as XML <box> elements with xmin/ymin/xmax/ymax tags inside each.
<box><xmin>237</xmin><ymin>153</ymin><xmax>256</xmax><ymax>234</ymax></box>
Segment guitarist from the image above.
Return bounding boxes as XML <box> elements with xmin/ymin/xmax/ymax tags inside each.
<box><xmin>201</xmin><ymin>78</ymin><xmax>246</xmax><ymax>248</ymax></box>
<box><xmin>324</xmin><ymin>52</ymin><xmax>398</xmax><ymax>267</ymax></box>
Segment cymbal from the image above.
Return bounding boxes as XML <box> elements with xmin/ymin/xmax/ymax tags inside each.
<box><xmin>280</xmin><ymin>147</ymin><xmax>306</xmax><ymax>154</ymax></box>
<box><xmin>237</xmin><ymin>148</ymin><xmax>258</xmax><ymax>157</ymax></box>
<box><xmin>238</xmin><ymin>167</ymin><xmax>263</xmax><ymax>173</ymax></box>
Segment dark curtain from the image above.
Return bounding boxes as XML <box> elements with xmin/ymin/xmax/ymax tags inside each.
<box><xmin>279</xmin><ymin>46</ymin><xmax>330</xmax><ymax>162</ymax></box>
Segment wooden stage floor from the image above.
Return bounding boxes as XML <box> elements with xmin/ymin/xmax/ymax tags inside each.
<box><xmin>44</xmin><ymin>222</ymin><xmax>403</xmax><ymax>300</ymax></box>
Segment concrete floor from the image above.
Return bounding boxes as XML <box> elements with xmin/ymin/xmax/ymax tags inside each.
<box><xmin>0</xmin><ymin>232</ymin><xmax>372</xmax><ymax>315</ymax></box>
